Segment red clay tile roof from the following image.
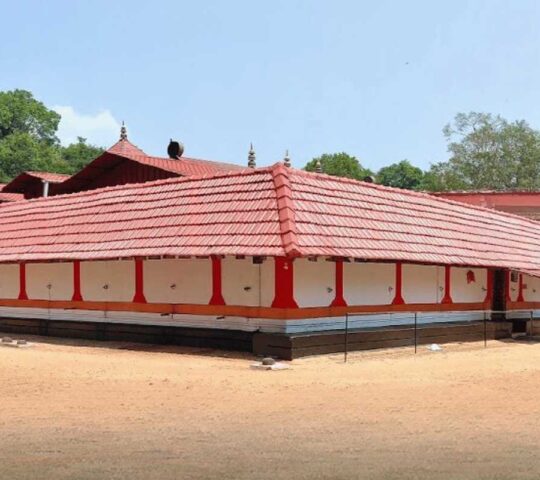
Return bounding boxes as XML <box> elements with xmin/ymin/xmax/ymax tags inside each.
<box><xmin>2</xmin><ymin>171</ymin><xmax>71</xmax><ymax>195</ymax></box>
<box><xmin>57</xmin><ymin>138</ymin><xmax>246</xmax><ymax>193</ymax></box>
<box><xmin>108</xmin><ymin>138</ymin><xmax>244</xmax><ymax>176</ymax></box>
<box><xmin>0</xmin><ymin>164</ymin><xmax>540</xmax><ymax>271</ymax></box>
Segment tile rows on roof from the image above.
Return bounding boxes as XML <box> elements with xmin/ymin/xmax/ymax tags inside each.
<box><xmin>1</xmin><ymin>163</ymin><xmax>540</xmax><ymax>273</ymax></box>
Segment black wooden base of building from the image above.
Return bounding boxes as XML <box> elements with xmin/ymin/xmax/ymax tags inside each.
<box><xmin>0</xmin><ymin>317</ymin><xmax>515</xmax><ymax>360</ymax></box>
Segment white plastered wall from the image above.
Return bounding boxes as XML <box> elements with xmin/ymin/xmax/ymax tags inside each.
<box><xmin>144</xmin><ymin>258</ymin><xmax>211</xmax><ymax>304</ymax></box>
<box><xmin>27</xmin><ymin>262</ymin><xmax>73</xmax><ymax>301</ymax></box>
<box><xmin>221</xmin><ymin>256</ymin><xmax>273</xmax><ymax>307</ymax></box>
<box><xmin>0</xmin><ymin>264</ymin><xmax>20</xmax><ymax>299</ymax></box>
<box><xmin>294</xmin><ymin>258</ymin><xmax>335</xmax><ymax>307</ymax></box>
<box><xmin>402</xmin><ymin>264</ymin><xmax>439</xmax><ymax>304</ymax></box>
<box><xmin>344</xmin><ymin>262</ymin><xmax>395</xmax><ymax>306</ymax></box>
<box><xmin>523</xmin><ymin>274</ymin><xmax>540</xmax><ymax>302</ymax></box>
<box><xmin>81</xmin><ymin>260</ymin><xmax>134</xmax><ymax>302</ymax></box>
<box><xmin>451</xmin><ymin>267</ymin><xmax>487</xmax><ymax>303</ymax></box>
<box><xmin>509</xmin><ymin>271</ymin><xmax>520</xmax><ymax>302</ymax></box>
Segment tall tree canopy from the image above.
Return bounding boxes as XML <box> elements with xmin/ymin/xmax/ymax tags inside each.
<box><xmin>376</xmin><ymin>160</ymin><xmax>424</xmax><ymax>190</ymax></box>
<box><xmin>0</xmin><ymin>89</ymin><xmax>104</xmax><ymax>182</ymax></box>
<box><xmin>304</xmin><ymin>152</ymin><xmax>372</xmax><ymax>180</ymax></box>
<box><xmin>423</xmin><ymin>112</ymin><xmax>540</xmax><ymax>191</ymax></box>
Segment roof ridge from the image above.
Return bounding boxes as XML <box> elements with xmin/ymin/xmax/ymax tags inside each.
<box><xmin>271</xmin><ymin>163</ymin><xmax>301</xmax><ymax>257</ymax></box>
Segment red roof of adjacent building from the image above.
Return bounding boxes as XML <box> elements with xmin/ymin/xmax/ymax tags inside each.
<box><xmin>0</xmin><ymin>184</ymin><xmax>24</xmax><ymax>203</ymax></box>
<box><xmin>432</xmin><ymin>191</ymin><xmax>540</xmax><ymax>220</ymax></box>
<box><xmin>0</xmin><ymin>164</ymin><xmax>540</xmax><ymax>273</ymax></box>
<box><xmin>2</xmin><ymin>171</ymin><xmax>71</xmax><ymax>194</ymax></box>
<box><xmin>57</xmin><ymin>137</ymin><xmax>246</xmax><ymax>194</ymax></box>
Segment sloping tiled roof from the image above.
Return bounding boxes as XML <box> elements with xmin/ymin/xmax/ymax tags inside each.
<box><xmin>2</xmin><ymin>171</ymin><xmax>71</xmax><ymax>194</ymax></box>
<box><xmin>0</xmin><ymin>184</ymin><xmax>23</xmax><ymax>203</ymax></box>
<box><xmin>0</xmin><ymin>164</ymin><xmax>540</xmax><ymax>271</ymax></box>
<box><xmin>57</xmin><ymin>138</ymin><xmax>246</xmax><ymax>193</ymax></box>
<box><xmin>108</xmin><ymin>138</ymin><xmax>244</xmax><ymax>175</ymax></box>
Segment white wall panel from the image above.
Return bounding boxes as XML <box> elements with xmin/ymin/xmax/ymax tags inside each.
<box><xmin>0</xmin><ymin>264</ymin><xmax>20</xmax><ymax>299</ymax></box>
<box><xmin>294</xmin><ymin>258</ymin><xmax>335</xmax><ymax>307</ymax></box>
<box><xmin>27</xmin><ymin>262</ymin><xmax>73</xmax><ymax>301</ymax></box>
<box><xmin>344</xmin><ymin>262</ymin><xmax>395</xmax><ymax>306</ymax></box>
<box><xmin>81</xmin><ymin>260</ymin><xmax>134</xmax><ymax>302</ymax></box>
<box><xmin>144</xmin><ymin>258</ymin><xmax>211</xmax><ymax>304</ymax></box>
<box><xmin>402</xmin><ymin>264</ymin><xmax>439</xmax><ymax>304</ymax></box>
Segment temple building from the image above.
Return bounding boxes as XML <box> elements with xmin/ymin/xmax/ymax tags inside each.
<box><xmin>0</xmin><ymin>128</ymin><xmax>539</xmax><ymax>358</ymax></box>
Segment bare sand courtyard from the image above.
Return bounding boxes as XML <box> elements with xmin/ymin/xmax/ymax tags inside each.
<box><xmin>1</xmin><ymin>336</ymin><xmax>540</xmax><ymax>480</ymax></box>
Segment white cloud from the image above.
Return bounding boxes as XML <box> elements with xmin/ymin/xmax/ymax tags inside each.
<box><xmin>53</xmin><ymin>106</ymin><xmax>121</xmax><ymax>147</ymax></box>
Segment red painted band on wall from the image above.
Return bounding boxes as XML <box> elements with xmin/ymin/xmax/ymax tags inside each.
<box><xmin>209</xmin><ymin>256</ymin><xmax>225</xmax><ymax>305</ymax></box>
<box><xmin>132</xmin><ymin>258</ymin><xmax>147</xmax><ymax>303</ymax></box>
<box><xmin>72</xmin><ymin>260</ymin><xmax>83</xmax><ymax>301</ymax></box>
<box><xmin>271</xmin><ymin>257</ymin><xmax>298</xmax><ymax>308</ymax></box>
<box><xmin>441</xmin><ymin>265</ymin><xmax>453</xmax><ymax>304</ymax></box>
<box><xmin>18</xmin><ymin>263</ymin><xmax>28</xmax><ymax>300</ymax></box>
<box><xmin>391</xmin><ymin>262</ymin><xmax>405</xmax><ymax>305</ymax></box>
<box><xmin>0</xmin><ymin>298</ymin><xmax>490</xmax><ymax>320</ymax></box>
<box><xmin>330</xmin><ymin>259</ymin><xmax>347</xmax><ymax>307</ymax></box>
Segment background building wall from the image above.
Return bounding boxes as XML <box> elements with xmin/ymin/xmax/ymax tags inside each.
<box><xmin>402</xmin><ymin>264</ymin><xmax>439</xmax><ymax>303</ymax></box>
<box><xmin>27</xmin><ymin>263</ymin><xmax>73</xmax><ymax>301</ymax></box>
<box><xmin>81</xmin><ymin>260</ymin><xmax>134</xmax><ymax>302</ymax></box>
<box><xmin>451</xmin><ymin>267</ymin><xmax>487</xmax><ymax>303</ymax></box>
<box><xmin>0</xmin><ymin>264</ymin><xmax>20</xmax><ymax>299</ymax></box>
<box><xmin>144</xmin><ymin>258</ymin><xmax>211</xmax><ymax>304</ymax></box>
<box><xmin>523</xmin><ymin>274</ymin><xmax>540</xmax><ymax>302</ymax></box>
<box><xmin>294</xmin><ymin>258</ymin><xmax>335</xmax><ymax>307</ymax></box>
<box><xmin>221</xmin><ymin>257</ymin><xmax>273</xmax><ymax>307</ymax></box>
<box><xmin>343</xmin><ymin>262</ymin><xmax>395</xmax><ymax>305</ymax></box>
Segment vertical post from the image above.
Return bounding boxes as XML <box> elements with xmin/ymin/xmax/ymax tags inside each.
<box><xmin>484</xmin><ymin>310</ymin><xmax>487</xmax><ymax>348</ymax></box>
<box><xmin>530</xmin><ymin>310</ymin><xmax>533</xmax><ymax>338</ymax></box>
<box><xmin>414</xmin><ymin>312</ymin><xmax>417</xmax><ymax>354</ymax></box>
<box><xmin>517</xmin><ymin>274</ymin><xmax>525</xmax><ymax>302</ymax></box>
<box><xmin>72</xmin><ymin>260</ymin><xmax>83</xmax><ymax>301</ymax></box>
<box><xmin>132</xmin><ymin>258</ymin><xmax>147</xmax><ymax>303</ymax></box>
<box><xmin>441</xmin><ymin>265</ymin><xmax>453</xmax><ymax>304</ymax></box>
<box><xmin>344</xmin><ymin>313</ymin><xmax>349</xmax><ymax>363</ymax></box>
<box><xmin>209</xmin><ymin>256</ymin><xmax>226</xmax><ymax>305</ymax></box>
<box><xmin>271</xmin><ymin>257</ymin><xmax>298</xmax><ymax>308</ymax></box>
<box><xmin>18</xmin><ymin>262</ymin><xmax>28</xmax><ymax>300</ymax></box>
<box><xmin>331</xmin><ymin>259</ymin><xmax>347</xmax><ymax>307</ymax></box>
<box><xmin>392</xmin><ymin>262</ymin><xmax>405</xmax><ymax>305</ymax></box>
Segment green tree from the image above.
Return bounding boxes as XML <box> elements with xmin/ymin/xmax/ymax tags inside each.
<box><xmin>61</xmin><ymin>137</ymin><xmax>104</xmax><ymax>173</ymax></box>
<box><xmin>304</xmin><ymin>152</ymin><xmax>372</xmax><ymax>180</ymax></box>
<box><xmin>0</xmin><ymin>89</ymin><xmax>104</xmax><ymax>181</ymax></box>
<box><xmin>422</xmin><ymin>112</ymin><xmax>540</xmax><ymax>191</ymax></box>
<box><xmin>377</xmin><ymin>160</ymin><xmax>424</xmax><ymax>190</ymax></box>
<box><xmin>0</xmin><ymin>89</ymin><xmax>60</xmax><ymax>144</ymax></box>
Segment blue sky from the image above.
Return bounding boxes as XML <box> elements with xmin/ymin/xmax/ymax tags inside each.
<box><xmin>1</xmin><ymin>0</ymin><xmax>539</xmax><ymax>171</ymax></box>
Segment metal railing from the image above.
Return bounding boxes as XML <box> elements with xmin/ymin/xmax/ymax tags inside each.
<box><xmin>343</xmin><ymin>309</ymin><xmax>538</xmax><ymax>363</ymax></box>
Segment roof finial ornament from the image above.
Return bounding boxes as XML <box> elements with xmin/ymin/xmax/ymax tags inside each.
<box><xmin>120</xmin><ymin>121</ymin><xmax>128</xmax><ymax>141</ymax></box>
<box><xmin>315</xmin><ymin>157</ymin><xmax>323</xmax><ymax>173</ymax></box>
<box><xmin>283</xmin><ymin>150</ymin><xmax>291</xmax><ymax>168</ymax></box>
<box><xmin>248</xmin><ymin>143</ymin><xmax>256</xmax><ymax>168</ymax></box>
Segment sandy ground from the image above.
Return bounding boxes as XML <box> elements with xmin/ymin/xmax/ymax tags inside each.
<box><xmin>1</xmin><ymin>337</ymin><xmax>540</xmax><ymax>480</ymax></box>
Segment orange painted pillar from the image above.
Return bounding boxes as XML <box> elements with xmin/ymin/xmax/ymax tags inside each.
<box><xmin>209</xmin><ymin>256</ymin><xmax>225</xmax><ymax>305</ymax></box>
<box><xmin>271</xmin><ymin>257</ymin><xmax>298</xmax><ymax>308</ymax></box>
<box><xmin>391</xmin><ymin>262</ymin><xmax>405</xmax><ymax>305</ymax></box>
<box><xmin>18</xmin><ymin>262</ymin><xmax>28</xmax><ymax>300</ymax></box>
<box><xmin>132</xmin><ymin>258</ymin><xmax>147</xmax><ymax>303</ymax></box>
<box><xmin>330</xmin><ymin>259</ymin><xmax>347</xmax><ymax>307</ymax></box>
<box><xmin>72</xmin><ymin>260</ymin><xmax>83</xmax><ymax>301</ymax></box>
<box><xmin>441</xmin><ymin>265</ymin><xmax>453</xmax><ymax>304</ymax></box>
